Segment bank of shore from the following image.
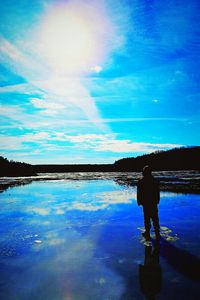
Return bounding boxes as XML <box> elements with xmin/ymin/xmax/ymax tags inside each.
<box><xmin>0</xmin><ymin>170</ymin><xmax>200</xmax><ymax>194</ymax></box>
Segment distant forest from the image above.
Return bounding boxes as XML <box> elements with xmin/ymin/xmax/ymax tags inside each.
<box><xmin>113</xmin><ymin>146</ymin><xmax>200</xmax><ymax>171</ymax></box>
<box><xmin>0</xmin><ymin>146</ymin><xmax>200</xmax><ymax>176</ymax></box>
<box><xmin>0</xmin><ymin>156</ymin><xmax>36</xmax><ymax>177</ymax></box>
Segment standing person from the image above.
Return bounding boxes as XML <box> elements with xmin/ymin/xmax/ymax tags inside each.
<box><xmin>137</xmin><ymin>166</ymin><xmax>160</xmax><ymax>240</ymax></box>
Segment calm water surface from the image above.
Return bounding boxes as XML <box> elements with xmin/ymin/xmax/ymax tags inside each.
<box><xmin>0</xmin><ymin>175</ymin><xmax>200</xmax><ymax>300</ymax></box>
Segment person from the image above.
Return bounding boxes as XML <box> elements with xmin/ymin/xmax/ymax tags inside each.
<box><xmin>137</xmin><ymin>165</ymin><xmax>160</xmax><ymax>240</ymax></box>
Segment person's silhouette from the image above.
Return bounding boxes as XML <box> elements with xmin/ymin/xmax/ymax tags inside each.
<box><xmin>137</xmin><ymin>166</ymin><xmax>160</xmax><ymax>240</ymax></box>
<box><xmin>139</xmin><ymin>242</ymin><xmax>162</xmax><ymax>300</ymax></box>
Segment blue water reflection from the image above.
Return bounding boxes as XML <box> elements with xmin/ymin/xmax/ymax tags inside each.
<box><xmin>0</xmin><ymin>179</ymin><xmax>200</xmax><ymax>299</ymax></box>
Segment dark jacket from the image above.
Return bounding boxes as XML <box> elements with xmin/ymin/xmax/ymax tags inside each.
<box><xmin>137</xmin><ymin>175</ymin><xmax>160</xmax><ymax>207</ymax></box>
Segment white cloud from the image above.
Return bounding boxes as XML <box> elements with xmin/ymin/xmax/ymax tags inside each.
<box><xmin>0</xmin><ymin>103</ymin><xmax>187</xmax><ymax>136</ymax></box>
<box><xmin>54</xmin><ymin>133</ymin><xmax>182</xmax><ymax>153</ymax></box>
<box><xmin>0</xmin><ymin>105</ymin><xmax>32</xmax><ymax>125</ymax></box>
<box><xmin>0</xmin><ymin>82</ymin><xmax>40</xmax><ymax>95</ymax></box>
<box><xmin>32</xmin><ymin>78</ymin><xmax>108</xmax><ymax>130</ymax></box>
<box><xmin>23</xmin><ymin>132</ymin><xmax>50</xmax><ymax>141</ymax></box>
<box><xmin>0</xmin><ymin>38</ymin><xmax>107</xmax><ymax>129</ymax></box>
<box><xmin>93</xmin><ymin>140</ymin><xmax>182</xmax><ymax>153</ymax></box>
<box><xmin>0</xmin><ymin>132</ymin><xmax>51</xmax><ymax>151</ymax></box>
<box><xmin>0</xmin><ymin>135</ymin><xmax>24</xmax><ymax>150</ymax></box>
<box><xmin>0</xmin><ymin>36</ymin><xmax>29</xmax><ymax>68</ymax></box>
<box><xmin>0</xmin><ymin>131</ymin><xmax>182</xmax><ymax>154</ymax></box>
<box><xmin>62</xmin><ymin>134</ymin><xmax>181</xmax><ymax>153</ymax></box>
<box><xmin>60</xmin><ymin>133</ymin><xmax>114</xmax><ymax>143</ymax></box>
<box><xmin>0</xmin><ymin>35</ymin><xmax>45</xmax><ymax>80</ymax></box>
<box><xmin>31</xmin><ymin>97</ymin><xmax>66</xmax><ymax>115</ymax></box>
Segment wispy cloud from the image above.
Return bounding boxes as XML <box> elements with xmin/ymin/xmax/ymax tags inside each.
<box><xmin>0</xmin><ymin>35</ymin><xmax>45</xmax><ymax>80</ymax></box>
<box><xmin>60</xmin><ymin>133</ymin><xmax>182</xmax><ymax>153</ymax></box>
<box><xmin>93</xmin><ymin>140</ymin><xmax>182</xmax><ymax>153</ymax></box>
<box><xmin>0</xmin><ymin>82</ymin><xmax>42</xmax><ymax>95</ymax></box>
<box><xmin>0</xmin><ymin>132</ymin><xmax>182</xmax><ymax>155</ymax></box>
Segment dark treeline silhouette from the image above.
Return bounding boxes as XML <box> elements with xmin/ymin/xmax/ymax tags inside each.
<box><xmin>34</xmin><ymin>146</ymin><xmax>200</xmax><ymax>173</ymax></box>
<box><xmin>0</xmin><ymin>156</ymin><xmax>36</xmax><ymax>177</ymax></box>
<box><xmin>34</xmin><ymin>164</ymin><xmax>115</xmax><ymax>173</ymax></box>
<box><xmin>114</xmin><ymin>146</ymin><xmax>200</xmax><ymax>171</ymax></box>
<box><xmin>0</xmin><ymin>146</ymin><xmax>199</xmax><ymax>176</ymax></box>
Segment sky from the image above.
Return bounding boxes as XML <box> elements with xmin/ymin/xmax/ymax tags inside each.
<box><xmin>0</xmin><ymin>0</ymin><xmax>200</xmax><ymax>164</ymax></box>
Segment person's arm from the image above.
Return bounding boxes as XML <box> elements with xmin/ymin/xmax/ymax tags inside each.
<box><xmin>156</xmin><ymin>179</ymin><xmax>160</xmax><ymax>204</ymax></box>
<box><xmin>137</xmin><ymin>181</ymin><xmax>143</xmax><ymax>206</ymax></box>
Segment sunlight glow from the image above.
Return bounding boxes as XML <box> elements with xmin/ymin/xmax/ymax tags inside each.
<box><xmin>91</xmin><ymin>65</ymin><xmax>102</xmax><ymax>73</ymax></box>
<box><xmin>30</xmin><ymin>1</ymin><xmax>116</xmax><ymax>128</ymax></box>
<box><xmin>39</xmin><ymin>2</ymin><xmax>108</xmax><ymax>74</ymax></box>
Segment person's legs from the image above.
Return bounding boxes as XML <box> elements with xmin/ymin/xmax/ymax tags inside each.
<box><xmin>152</xmin><ymin>206</ymin><xmax>160</xmax><ymax>238</ymax></box>
<box><xmin>143</xmin><ymin>207</ymin><xmax>151</xmax><ymax>239</ymax></box>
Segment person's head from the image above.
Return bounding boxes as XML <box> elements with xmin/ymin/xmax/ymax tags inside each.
<box><xmin>142</xmin><ymin>165</ymin><xmax>152</xmax><ymax>177</ymax></box>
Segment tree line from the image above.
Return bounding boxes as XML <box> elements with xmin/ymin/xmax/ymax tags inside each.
<box><xmin>0</xmin><ymin>146</ymin><xmax>199</xmax><ymax>176</ymax></box>
<box><xmin>0</xmin><ymin>156</ymin><xmax>36</xmax><ymax>176</ymax></box>
<box><xmin>114</xmin><ymin>146</ymin><xmax>200</xmax><ymax>171</ymax></box>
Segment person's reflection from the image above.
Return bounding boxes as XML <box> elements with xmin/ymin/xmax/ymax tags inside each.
<box><xmin>139</xmin><ymin>242</ymin><xmax>162</xmax><ymax>300</ymax></box>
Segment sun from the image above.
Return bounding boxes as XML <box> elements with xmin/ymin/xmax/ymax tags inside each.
<box><xmin>39</xmin><ymin>3</ymin><xmax>101</xmax><ymax>74</ymax></box>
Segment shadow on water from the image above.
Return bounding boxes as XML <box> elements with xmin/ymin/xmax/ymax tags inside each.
<box><xmin>116</xmin><ymin>238</ymin><xmax>199</xmax><ymax>299</ymax></box>
<box><xmin>100</xmin><ymin>222</ymin><xmax>200</xmax><ymax>299</ymax></box>
<box><xmin>158</xmin><ymin>238</ymin><xmax>200</xmax><ymax>281</ymax></box>
<box><xmin>139</xmin><ymin>238</ymin><xmax>200</xmax><ymax>300</ymax></box>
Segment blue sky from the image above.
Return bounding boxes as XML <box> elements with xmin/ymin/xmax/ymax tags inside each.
<box><xmin>0</xmin><ymin>0</ymin><xmax>200</xmax><ymax>164</ymax></box>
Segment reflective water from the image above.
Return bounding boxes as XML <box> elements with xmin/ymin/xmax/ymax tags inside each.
<box><xmin>0</xmin><ymin>177</ymin><xmax>200</xmax><ymax>299</ymax></box>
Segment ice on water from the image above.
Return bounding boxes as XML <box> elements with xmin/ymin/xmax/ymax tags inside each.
<box><xmin>0</xmin><ymin>175</ymin><xmax>200</xmax><ymax>300</ymax></box>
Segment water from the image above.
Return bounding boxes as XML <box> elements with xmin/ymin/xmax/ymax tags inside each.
<box><xmin>0</xmin><ymin>174</ymin><xmax>200</xmax><ymax>300</ymax></box>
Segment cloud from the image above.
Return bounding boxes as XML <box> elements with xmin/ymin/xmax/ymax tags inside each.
<box><xmin>0</xmin><ymin>37</ymin><xmax>107</xmax><ymax>129</ymax></box>
<box><xmin>0</xmin><ymin>36</ymin><xmax>30</xmax><ymax>69</ymax></box>
<box><xmin>93</xmin><ymin>140</ymin><xmax>182</xmax><ymax>153</ymax></box>
<box><xmin>31</xmin><ymin>97</ymin><xmax>66</xmax><ymax>115</ymax></box>
<box><xmin>0</xmin><ymin>103</ymin><xmax>186</xmax><ymax>126</ymax></box>
<box><xmin>0</xmin><ymin>35</ymin><xmax>45</xmax><ymax>80</ymax></box>
<box><xmin>0</xmin><ymin>79</ymin><xmax>108</xmax><ymax>130</ymax></box>
<box><xmin>63</xmin><ymin>133</ymin><xmax>181</xmax><ymax>153</ymax></box>
<box><xmin>32</xmin><ymin>78</ymin><xmax>108</xmax><ymax>130</ymax></box>
<box><xmin>50</xmin><ymin>133</ymin><xmax>182</xmax><ymax>153</ymax></box>
<box><xmin>58</xmin><ymin>133</ymin><xmax>114</xmax><ymax>143</ymax></box>
<box><xmin>0</xmin><ymin>105</ymin><xmax>51</xmax><ymax>129</ymax></box>
<box><xmin>0</xmin><ymin>132</ymin><xmax>52</xmax><ymax>152</ymax></box>
<box><xmin>0</xmin><ymin>131</ymin><xmax>182</xmax><ymax>154</ymax></box>
<box><xmin>0</xmin><ymin>135</ymin><xmax>24</xmax><ymax>150</ymax></box>
<box><xmin>0</xmin><ymin>82</ymin><xmax>42</xmax><ymax>95</ymax></box>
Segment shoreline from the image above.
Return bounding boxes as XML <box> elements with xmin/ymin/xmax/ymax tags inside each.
<box><xmin>0</xmin><ymin>170</ymin><xmax>200</xmax><ymax>194</ymax></box>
